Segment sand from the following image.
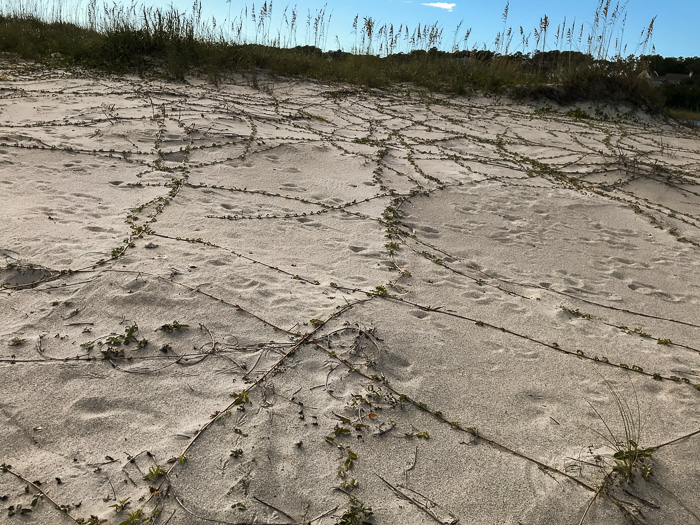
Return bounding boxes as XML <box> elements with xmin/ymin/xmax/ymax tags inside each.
<box><xmin>1</xmin><ymin>59</ymin><xmax>699</xmax><ymax>525</ymax></box>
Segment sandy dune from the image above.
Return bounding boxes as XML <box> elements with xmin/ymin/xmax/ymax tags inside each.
<box><xmin>1</xmin><ymin>60</ymin><xmax>699</xmax><ymax>525</ymax></box>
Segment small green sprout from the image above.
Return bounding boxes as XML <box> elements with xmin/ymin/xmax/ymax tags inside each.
<box><xmin>232</xmin><ymin>391</ymin><xmax>250</xmax><ymax>405</ymax></box>
<box><xmin>159</xmin><ymin>321</ymin><xmax>189</xmax><ymax>332</ymax></box>
<box><xmin>110</xmin><ymin>498</ymin><xmax>131</xmax><ymax>512</ymax></box>
<box><xmin>143</xmin><ymin>465</ymin><xmax>166</xmax><ymax>481</ymax></box>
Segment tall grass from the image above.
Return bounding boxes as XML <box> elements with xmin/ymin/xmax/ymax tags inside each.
<box><xmin>0</xmin><ymin>0</ymin><xmax>678</xmax><ymax>110</ymax></box>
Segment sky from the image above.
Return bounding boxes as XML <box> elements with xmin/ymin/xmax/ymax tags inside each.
<box><xmin>91</xmin><ymin>0</ymin><xmax>700</xmax><ymax>57</ymax></box>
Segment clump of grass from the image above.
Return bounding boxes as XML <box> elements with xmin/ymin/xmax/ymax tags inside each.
<box><xmin>336</xmin><ymin>496</ymin><xmax>373</xmax><ymax>525</ymax></box>
<box><xmin>373</xmin><ymin>285</ymin><xmax>388</xmax><ymax>296</ymax></box>
<box><xmin>588</xmin><ymin>377</ymin><xmax>654</xmax><ymax>482</ymax></box>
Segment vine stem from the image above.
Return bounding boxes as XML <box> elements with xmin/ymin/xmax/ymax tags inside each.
<box><xmin>1</xmin><ymin>465</ymin><xmax>80</xmax><ymax>523</ymax></box>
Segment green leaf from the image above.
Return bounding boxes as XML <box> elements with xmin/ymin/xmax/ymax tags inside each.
<box><xmin>233</xmin><ymin>391</ymin><xmax>250</xmax><ymax>405</ymax></box>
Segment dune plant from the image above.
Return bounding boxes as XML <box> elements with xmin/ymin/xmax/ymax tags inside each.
<box><xmin>588</xmin><ymin>377</ymin><xmax>654</xmax><ymax>482</ymax></box>
<box><xmin>336</xmin><ymin>496</ymin><xmax>373</xmax><ymax>525</ymax></box>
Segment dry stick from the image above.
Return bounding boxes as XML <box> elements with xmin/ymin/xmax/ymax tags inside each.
<box><xmin>325</xmin><ymin>364</ymin><xmax>341</xmax><ymax>399</ymax></box>
<box><xmin>309</xmin><ymin>506</ymin><xmax>339</xmax><ymax>523</ymax></box>
<box><xmin>648</xmin><ymin>481</ymin><xmax>700</xmax><ymax>523</ymax></box>
<box><xmin>0</xmin><ymin>347</ymin><xmax>272</xmax><ymax>365</ymax></box>
<box><xmin>108</xmin><ymin>358</ymin><xmax>176</xmax><ymax>375</ymax></box>
<box><xmin>623</xmin><ymin>490</ymin><xmax>661</xmax><ymax>510</ymax></box>
<box><xmin>1</xmin><ymin>465</ymin><xmax>79</xmax><ymax>523</ymax></box>
<box><xmin>604</xmin><ymin>496</ymin><xmax>647</xmax><ymax>525</ymax></box>
<box><xmin>376</xmin><ymin>473</ymin><xmax>459</xmax><ymax>525</ymax></box>
<box><xmin>122</xmin><ymin>468</ymin><xmax>138</xmax><ymax>487</ymax></box>
<box><xmin>404</xmin><ymin>445</ymin><xmax>418</xmax><ymax>486</ymax></box>
<box><xmin>155</xmin><ymin>275</ymin><xmax>291</xmax><ymax>334</ymax></box>
<box><xmin>252</xmin><ymin>496</ymin><xmax>297</xmax><ymax>522</ymax></box>
<box><xmin>651</xmin><ymin>428</ymin><xmax>700</xmax><ymax>451</ymax></box>
<box><xmin>37</xmin><ymin>277</ymin><xmax>98</xmax><ymax>291</ymax></box>
<box><xmin>197</xmin><ymin>322</ymin><xmax>218</xmax><ymax>353</ymax></box>
<box><xmin>242</xmin><ymin>347</ymin><xmax>267</xmax><ymax>379</ymax></box>
<box><xmin>576</xmin><ymin>468</ymin><xmax>647</xmax><ymax>525</ymax></box>
<box><xmin>173</xmin><ymin>488</ymin><xmax>257</xmax><ymax>524</ymax></box>
<box><xmin>577</xmin><ymin>472</ymin><xmax>613</xmax><ymax>525</ymax></box>
<box><xmin>105</xmin><ymin>474</ymin><xmax>117</xmax><ymax>501</ymax></box>
<box><xmin>405</xmin><ymin>446</ymin><xmax>418</xmax><ymax>474</ymax></box>
<box><xmin>161</xmin><ymin>509</ymin><xmax>178</xmax><ymax>525</ymax></box>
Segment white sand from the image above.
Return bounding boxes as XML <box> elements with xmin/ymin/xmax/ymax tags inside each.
<box><xmin>1</xmin><ymin>59</ymin><xmax>699</xmax><ymax>525</ymax></box>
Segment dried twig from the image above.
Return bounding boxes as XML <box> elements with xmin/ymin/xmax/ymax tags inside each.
<box><xmin>376</xmin><ymin>473</ymin><xmax>459</xmax><ymax>524</ymax></box>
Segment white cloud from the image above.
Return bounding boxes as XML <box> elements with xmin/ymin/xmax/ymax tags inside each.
<box><xmin>422</xmin><ymin>2</ymin><xmax>456</xmax><ymax>11</ymax></box>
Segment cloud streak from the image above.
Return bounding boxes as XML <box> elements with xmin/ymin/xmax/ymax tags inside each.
<box><xmin>422</xmin><ymin>2</ymin><xmax>456</xmax><ymax>11</ymax></box>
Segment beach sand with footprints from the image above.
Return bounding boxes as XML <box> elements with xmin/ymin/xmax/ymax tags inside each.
<box><xmin>1</xmin><ymin>60</ymin><xmax>699</xmax><ymax>524</ymax></box>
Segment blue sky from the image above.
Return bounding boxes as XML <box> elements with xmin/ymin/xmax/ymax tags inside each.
<box><xmin>147</xmin><ymin>1</ymin><xmax>698</xmax><ymax>57</ymax></box>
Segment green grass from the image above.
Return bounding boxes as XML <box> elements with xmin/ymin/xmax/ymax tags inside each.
<box><xmin>588</xmin><ymin>378</ymin><xmax>654</xmax><ymax>483</ymax></box>
<box><xmin>0</xmin><ymin>0</ymin><xmax>695</xmax><ymax>111</ymax></box>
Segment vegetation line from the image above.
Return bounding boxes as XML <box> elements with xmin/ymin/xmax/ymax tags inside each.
<box><xmin>1</xmin><ymin>463</ymin><xmax>80</xmax><ymax>523</ymax></box>
<box><xmin>381</xmin><ymin>294</ymin><xmax>700</xmax><ymax>389</ymax></box>
<box><xmin>0</xmin><ymin>0</ymin><xmax>698</xmax><ymax>112</ymax></box>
